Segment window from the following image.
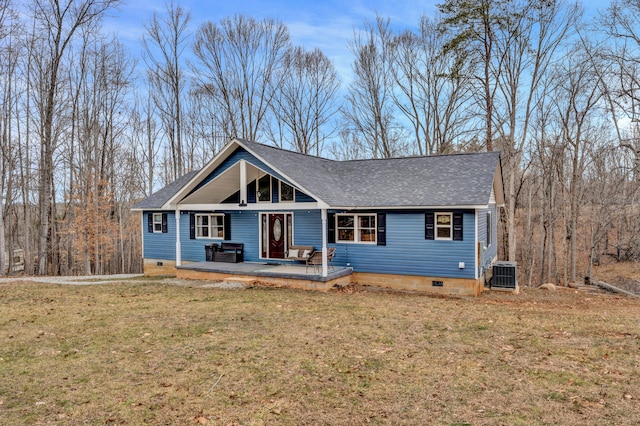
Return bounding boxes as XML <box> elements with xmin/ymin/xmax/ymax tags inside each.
<box><xmin>435</xmin><ymin>213</ymin><xmax>452</xmax><ymax>240</ymax></box>
<box><xmin>336</xmin><ymin>214</ymin><xmax>376</xmax><ymax>243</ymax></box>
<box><xmin>280</xmin><ymin>181</ymin><xmax>295</xmax><ymax>202</ymax></box>
<box><xmin>153</xmin><ymin>213</ymin><xmax>163</xmax><ymax>233</ymax></box>
<box><xmin>486</xmin><ymin>211</ymin><xmax>492</xmax><ymax>246</ymax></box>
<box><xmin>337</xmin><ymin>215</ymin><xmax>354</xmax><ymax>241</ymax></box>
<box><xmin>195</xmin><ymin>214</ymin><xmax>224</xmax><ymax>239</ymax></box>
<box><xmin>359</xmin><ymin>215</ymin><xmax>376</xmax><ymax>242</ymax></box>
<box><xmin>257</xmin><ymin>175</ymin><xmax>271</xmax><ymax>202</ymax></box>
<box><xmin>426</xmin><ymin>211</ymin><xmax>463</xmax><ymax>241</ymax></box>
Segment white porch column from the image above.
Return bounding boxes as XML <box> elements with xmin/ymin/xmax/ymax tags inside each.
<box><xmin>175</xmin><ymin>209</ymin><xmax>181</xmax><ymax>266</ymax></box>
<box><xmin>141</xmin><ymin>213</ymin><xmax>145</xmax><ymax>263</ymax></box>
<box><xmin>239</xmin><ymin>159</ymin><xmax>247</xmax><ymax>205</ymax></box>
<box><xmin>321</xmin><ymin>208</ymin><xmax>328</xmax><ymax>277</ymax></box>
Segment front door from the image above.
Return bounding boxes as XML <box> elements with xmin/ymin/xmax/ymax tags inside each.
<box><xmin>269</xmin><ymin>214</ymin><xmax>285</xmax><ymax>259</ymax></box>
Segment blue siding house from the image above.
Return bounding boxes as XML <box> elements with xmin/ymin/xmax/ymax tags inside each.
<box><xmin>133</xmin><ymin>139</ymin><xmax>504</xmax><ymax>295</ymax></box>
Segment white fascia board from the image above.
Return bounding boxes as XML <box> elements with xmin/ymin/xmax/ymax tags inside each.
<box><xmin>328</xmin><ymin>204</ymin><xmax>487</xmax><ymax>211</ymax></box>
<box><xmin>177</xmin><ymin>202</ymin><xmax>320</xmax><ymax>211</ymax></box>
<box><xmin>131</xmin><ymin>206</ymin><xmax>174</xmax><ymax>212</ymax></box>
<box><xmin>235</xmin><ymin>139</ymin><xmax>330</xmax><ymax>208</ymax></box>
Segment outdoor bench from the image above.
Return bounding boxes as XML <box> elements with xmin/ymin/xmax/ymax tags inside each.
<box><xmin>213</xmin><ymin>242</ymin><xmax>244</xmax><ymax>263</ymax></box>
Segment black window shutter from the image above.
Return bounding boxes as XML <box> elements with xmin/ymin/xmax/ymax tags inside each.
<box><xmin>224</xmin><ymin>214</ymin><xmax>231</xmax><ymax>240</ymax></box>
<box><xmin>377</xmin><ymin>213</ymin><xmax>386</xmax><ymax>246</ymax></box>
<box><xmin>161</xmin><ymin>213</ymin><xmax>168</xmax><ymax>233</ymax></box>
<box><xmin>486</xmin><ymin>212</ymin><xmax>491</xmax><ymax>246</ymax></box>
<box><xmin>425</xmin><ymin>212</ymin><xmax>434</xmax><ymax>240</ymax></box>
<box><xmin>189</xmin><ymin>213</ymin><xmax>195</xmax><ymax>239</ymax></box>
<box><xmin>147</xmin><ymin>213</ymin><xmax>153</xmax><ymax>233</ymax></box>
<box><xmin>453</xmin><ymin>212</ymin><xmax>463</xmax><ymax>241</ymax></box>
<box><xmin>328</xmin><ymin>212</ymin><xmax>335</xmax><ymax>244</ymax></box>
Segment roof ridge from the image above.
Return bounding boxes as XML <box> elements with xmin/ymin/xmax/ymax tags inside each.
<box><xmin>338</xmin><ymin>150</ymin><xmax>499</xmax><ymax>164</ymax></box>
<box><xmin>236</xmin><ymin>138</ymin><xmax>336</xmax><ymax>163</ymax></box>
<box><xmin>237</xmin><ymin>138</ymin><xmax>498</xmax><ymax>163</ymax></box>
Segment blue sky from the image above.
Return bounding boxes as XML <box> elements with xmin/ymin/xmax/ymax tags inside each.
<box><xmin>103</xmin><ymin>0</ymin><xmax>610</xmax><ymax>85</ymax></box>
<box><xmin>103</xmin><ymin>0</ymin><xmax>441</xmax><ymax>83</ymax></box>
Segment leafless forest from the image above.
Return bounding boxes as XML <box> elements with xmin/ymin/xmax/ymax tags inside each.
<box><xmin>1</xmin><ymin>0</ymin><xmax>639</xmax><ymax>286</ymax></box>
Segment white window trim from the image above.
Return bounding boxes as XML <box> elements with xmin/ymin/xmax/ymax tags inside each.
<box><xmin>152</xmin><ymin>213</ymin><xmax>163</xmax><ymax>233</ymax></box>
<box><xmin>256</xmin><ymin>175</ymin><xmax>272</xmax><ymax>203</ymax></box>
<box><xmin>195</xmin><ymin>213</ymin><xmax>225</xmax><ymax>239</ymax></box>
<box><xmin>336</xmin><ymin>213</ymin><xmax>377</xmax><ymax>244</ymax></box>
<box><xmin>279</xmin><ymin>180</ymin><xmax>296</xmax><ymax>203</ymax></box>
<box><xmin>435</xmin><ymin>212</ymin><xmax>453</xmax><ymax>241</ymax></box>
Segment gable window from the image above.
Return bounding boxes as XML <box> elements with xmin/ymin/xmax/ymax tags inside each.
<box><xmin>436</xmin><ymin>213</ymin><xmax>452</xmax><ymax>240</ymax></box>
<box><xmin>152</xmin><ymin>213</ymin><xmax>163</xmax><ymax>233</ymax></box>
<box><xmin>257</xmin><ymin>175</ymin><xmax>271</xmax><ymax>202</ymax></box>
<box><xmin>280</xmin><ymin>181</ymin><xmax>295</xmax><ymax>202</ymax></box>
<box><xmin>336</xmin><ymin>214</ymin><xmax>376</xmax><ymax>243</ymax></box>
<box><xmin>195</xmin><ymin>214</ymin><xmax>224</xmax><ymax>239</ymax></box>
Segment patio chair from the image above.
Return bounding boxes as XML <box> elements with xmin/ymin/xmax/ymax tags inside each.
<box><xmin>306</xmin><ymin>247</ymin><xmax>335</xmax><ymax>273</ymax></box>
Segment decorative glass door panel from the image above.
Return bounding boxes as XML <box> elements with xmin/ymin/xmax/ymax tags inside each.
<box><xmin>260</xmin><ymin>213</ymin><xmax>293</xmax><ymax>259</ymax></box>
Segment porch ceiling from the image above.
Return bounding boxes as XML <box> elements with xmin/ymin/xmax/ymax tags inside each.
<box><xmin>179</xmin><ymin>161</ymin><xmax>263</xmax><ymax>205</ymax></box>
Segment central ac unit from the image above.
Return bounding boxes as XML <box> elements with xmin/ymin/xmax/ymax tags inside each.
<box><xmin>491</xmin><ymin>261</ymin><xmax>517</xmax><ymax>291</ymax></box>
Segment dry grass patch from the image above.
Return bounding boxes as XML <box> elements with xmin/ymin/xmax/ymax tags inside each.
<box><xmin>0</xmin><ymin>279</ymin><xmax>639</xmax><ymax>425</ymax></box>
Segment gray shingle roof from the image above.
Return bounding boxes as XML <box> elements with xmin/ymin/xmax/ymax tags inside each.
<box><xmin>132</xmin><ymin>139</ymin><xmax>501</xmax><ymax>210</ymax></box>
<box><xmin>132</xmin><ymin>170</ymin><xmax>199</xmax><ymax>210</ymax></box>
<box><xmin>239</xmin><ymin>139</ymin><xmax>500</xmax><ymax>207</ymax></box>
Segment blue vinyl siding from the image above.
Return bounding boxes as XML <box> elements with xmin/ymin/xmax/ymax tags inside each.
<box><xmin>334</xmin><ymin>211</ymin><xmax>475</xmax><ymax>279</ymax></box>
<box><xmin>179</xmin><ymin>211</ymin><xmax>261</xmax><ymax>262</ymax></box>
<box><xmin>293</xmin><ymin>211</ymin><xmax>323</xmax><ymax>247</ymax></box>
<box><xmin>144</xmin><ymin>208</ymin><xmax>478</xmax><ymax>279</ymax></box>
<box><xmin>477</xmin><ymin>207</ymin><xmax>487</xmax><ymax>270</ymax></box>
<box><xmin>143</xmin><ymin>211</ymin><xmax>176</xmax><ymax>260</ymax></box>
<box><xmin>484</xmin><ymin>204</ymin><xmax>498</xmax><ymax>265</ymax></box>
<box><xmin>476</xmin><ymin>204</ymin><xmax>497</xmax><ymax>273</ymax></box>
<box><xmin>291</xmin><ymin>210</ymin><xmax>477</xmax><ymax>279</ymax></box>
<box><xmin>295</xmin><ymin>191</ymin><xmax>315</xmax><ymax>203</ymax></box>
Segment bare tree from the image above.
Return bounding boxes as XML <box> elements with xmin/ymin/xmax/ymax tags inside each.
<box><xmin>391</xmin><ymin>15</ymin><xmax>476</xmax><ymax>155</ymax></box>
<box><xmin>494</xmin><ymin>0</ymin><xmax>581</xmax><ymax>263</ymax></box>
<box><xmin>142</xmin><ymin>1</ymin><xmax>190</xmax><ymax>181</ymax></box>
<box><xmin>599</xmin><ymin>0</ymin><xmax>640</xmax><ymax>179</ymax></box>
<box><xmin>0</xmin><ymin>0</ymin><xmax>16</xmax><ymax>275</ymax></box>
<box><xmin>27</xmin><ymin>0</ymin><xmax>120</xmax><ymax>275</ymax></box>
<box><xmin>550</xmin><ymin>42</ymin><xmax>605</xmax><ymax>283</ymax></box>
<box><xmin>192</xmin><ymin>15</ymin><xmax>291</xmax><ymax>142</ymax></box>
<box><xmin>269</xmin><ymin>46</ymin><xmax>340</xmax><ymax>155</ymax></box>
<box><xmin>343</xmin><ymin>16</ymin><xmax>407</xmax><ymax>159</ymax></box>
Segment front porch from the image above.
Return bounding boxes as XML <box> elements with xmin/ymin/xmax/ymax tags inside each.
<box><xmin>176</xmin><ymin>261</ymin><xmax>353</xmax><ymax>291</ymax></box>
